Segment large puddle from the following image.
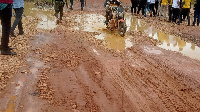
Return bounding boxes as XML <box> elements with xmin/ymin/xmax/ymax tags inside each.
<box><xmin>18</xmin><ymin>2</ymin><xmax>56</xmax><ymax>30</ymax></box>
<box><xmin>125</xmin><ymin>14</ymin><xmax>200</xmax><ymax>60</ymax></box>
<box><xmin>3</xmin><ymin>96</ymin><xmax>17</xmax><ymax>112</ymax></box>
<box><xmin>74</xmin><ymin>13</ymin><xmax>200</xmax><ymax>60</ymax></box>
<box><xmin>24</xmin><ymin>2</ymin><xmax>56</xmax><ymax>30</ymax></box>
<box><xmin>74</xmin><ymin>14</ymin><xmax>133</xmax><ymax>51</ymax></box>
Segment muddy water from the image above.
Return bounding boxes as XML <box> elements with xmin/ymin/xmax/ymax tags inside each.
<box><xmin>74</xmin><ymin>13</ymin><xmax>200</xmax><ymax>60</ymax></box>
<box><xmin>24</xmin><ymin>2</ymin><xmax>56</xmax><ymax>30</ymax></box>
<box><xmin>0</xmin><ymin>2</ymin><xmax>56</xmax><ymax>31</ymax></box>
<box><xmin>126</xmin><ymin>14</ymin><xmax>200</xmax><ymax>60</ymax></box>
<box><xmin>3</xmin><ymin>96</ymin><xmax>17</xmax><ymax>112</ymax></box>
<box><xmin>23</xmin><ymin>2</ymin><xmax>54</xmax><ymax>17</ymax></box>
<box><xmin>74</xmin><ymin>14</ymin><xmax>133</xmax><ymax>51</ymax></box>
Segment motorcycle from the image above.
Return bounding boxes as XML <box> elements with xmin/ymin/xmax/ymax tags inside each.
<box><xmin>105</xmin><ymin>4</ymin><xmax>127</xmax><ymax>37</ymax></box>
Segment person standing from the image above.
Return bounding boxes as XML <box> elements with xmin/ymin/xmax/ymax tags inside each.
<box><xmin>0</xmin><ymin>0</ymin><xmax>16</xmax><ymax>55</ymax></box>
<box><xmin>172</xmin><ymin>0</ymin><xmax>180</xmax><ymax>23</ymax></box>
<box><xmin>155</xmin><ymin>0</ymin><xmax>159</xmax><ymax>15</ymax></box>
<box><xmin>52</xmin><ymin>0</ymin><xmax>67</xmax><ymax>23</ymax></box>
<box><xmin>80</xmin><ymin>0</ymin><xmax>84</xmax><ymax>11</ymax></box>
<box><xmin>10</xmin><ymin>0</ymin><xmax>24</xmax><ymax>37</ymax></box>
<box><xmin>149</xmin><ymin>0</ymin><xmax>156</xmax><ymax>16</ymax></box>
<box><xmin>159</xmin><ymin>0</ymin><xmax>168</xmax><ymax>20</ymax></box>
<box><xmin>70</xmin><ymin>0</ymin><xmax>73</xmax><ymax>10</ymax></box>
<box><xmin>144</xmin><ymin>0</ymin><xmax>151</xmax><ymax>16</ymax></box>
<box><xmin>168</xmin><ymin>0</ymin><xmax>173</xmax><ymax>22</ymax></box>
<box><xmin>180</xmin><ymin>0</ymin><xmax>191</xmax><ymax>25</ymax></box>
<box><xmin>137</xmin><ymin>0</ymin><xmax>147</xmax><ymax>16</ymax></box>
<box><xmin>193</xmin><ymin>0</ymin><xmax>200</xmax><ymax>26</ymax></box>
<box><xmin>131</xmin><ymin>0</ymin><xmax>138</xmax><ymax>15</ymax></box>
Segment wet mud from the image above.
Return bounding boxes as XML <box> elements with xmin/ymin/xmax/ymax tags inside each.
<box><xmin>1</xmin><ymin>0</ymin><xmax>200</xmax><ymax>112</ymax></box>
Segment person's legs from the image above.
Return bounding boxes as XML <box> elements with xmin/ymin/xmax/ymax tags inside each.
<box><xmin>0</xmin><ymin>4</ymin><xmax>16</xmax><ymax>55</ymax></box>
<box><xmin>152</xmin><ymin>4</ymin><xmax>156</xmax><ymax>16</ymax></box>
<box><xmin>54</xmin><ymin>1</ymin><xmax>59</xmax><ymax>19</ymax></box>
<box><xmin>197</xmin><ymin>10</ymin><xmax>200</xmax><ymax>26</ymax></box>
<box><xmin>147</xmin><ymin>2</ymin><xmax>151</xmax><ymax>12</ymax></box>
<box><xmin>178</xmin><ymin>8</ymin><xmax>182</xmax><ymax>24</ymax></box>
<box><xmin>18</xmin><ymin>19</ymin><xmax>24</xmax><ymax>34</ymax></box>
<box><xmin>131</xmin><ymin>1</ymin><xmax>134</xmax><ymax>14</ymax></box>
<box><xmin>177</xmin><ymin>8</ymin><xmax>180</xmax><ymax>23</ymax></box>
<box><xmin>134</xmin><ymin>3</ymin><xmax>137</xmax><ymax>14</ymax></box>
<box><xmin>59</xmin><ymin>4</ymin><xmax>63</xmax><ymax>20</ymax></box>
<box><xmin>149</xmin><ymin>4</ymin><xmax>153</xmax><ymax>16</ymax></box>
<box><xmin>155</xmin><ymin>1</ymin><xmax>158</xmax><ymax>15</ymax></box>
<box><xmin>168</xmin><ymin>5</ymin><xmax>172</xmax><ymax>22</ymax></box>
<box><xmin>159</xmin><ymin>5</ymin><xmax>163</xmax><ymax>19</ymax></box>
<box><xmin>144</xmin><ymin>4</ymin><xmax>147</xmax><ymax>16</ymax></box>
<box><xmin>175</xmin><ymin>8</ymin><xmax>180</xmax><ymax>24</ymax></box>
<box><xmin>81</xmin><ymin>0</ymin><xmax>84</xmax><ymax>10</ymax></box>
<box><xmin>172</xmin><ymin>8</ymin><xmax>177</xmax><ymax>22</ymax></box>
<box><xmin>186</xmin><ymin>9</ymin><xmax>190</xmax><ymax>25</ymax></box>
<box><xmin>10</xmin><ymin>7</ymin><xmax>24</xmax><ymax>37</ymax></box>
<box><xmin>182</xmin><ymin>9</ymin><xmax>187</xmax><ymax>20</ymax></box>
<box><xmin>142</xmin><ymin>4</ymin><xmax>145</xmax><ymax>16</ymax></box>
<box><xmin>137</xmin><ymin>4</ymin><xmax>141</xmax><ymax>14</ymax></box>
<box><xmin>70</xmin><ymin>0</ymin><xmax>73</xmax><ymax>9</ymax></box>
<box><xmin>193</xmin><ymin>10</ymin><xmax>197</xmax><ymax>25</ymax></box>
<box><xmin>1</xmin><ymin>5</ymin><xmax>11</xmax><ymax>50</ymax></box>
<box><xmin>163</xmin><ymin>5</ymin><xmax>167</xmax><ymax>20</ymax></box>
<box><xmin>17</xmin><ymin>7</ymin><xmax>24</xmax><ymax>34</ymax></box>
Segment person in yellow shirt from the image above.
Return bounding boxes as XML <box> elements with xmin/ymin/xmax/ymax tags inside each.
<box><xmin>179</xmin><ymin>0</ymin><xmax>191</xmax><ymax>25</ymax></box>
<box><xmin>159</xmin><ymin>0</ymin><xmax>168</xmax><ymax>20</ymax></box>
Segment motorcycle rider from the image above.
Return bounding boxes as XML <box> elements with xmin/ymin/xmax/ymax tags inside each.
<box><xmin>105</xmin><ymin>0</ymin><xmax>122</xmax><ymax>25</ymax></box>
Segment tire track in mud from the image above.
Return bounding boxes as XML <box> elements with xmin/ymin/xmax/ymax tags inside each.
<box><xmin>2</xmin><ymin>0</ymin><xmax>200</xmax><ymax>112</ymax></box>
<box><xmin>119</xmin><ymin>45</ymin><xmax>200</xmax><ymax>111</ymax></box>
<box><xmin>34</xmin><ymin>12</ymin><xmax>200</xmax><ymax>111</ymax></box>
<box><xmin>34</xmin><ymin>28</ymin><xmax>136</xmax><ymax>111</ymax></box>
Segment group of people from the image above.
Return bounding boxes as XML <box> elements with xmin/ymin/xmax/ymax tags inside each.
<box><xmin>131</xmin><ymin>0</ymin><xmax>200</xmax><ymax>26</ymax></box>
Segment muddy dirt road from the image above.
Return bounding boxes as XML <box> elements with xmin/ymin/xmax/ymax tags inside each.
<box><xmin>1</xmin><ymin>0</ymin><xmax>200</xmax><ymax>112</ymax></box>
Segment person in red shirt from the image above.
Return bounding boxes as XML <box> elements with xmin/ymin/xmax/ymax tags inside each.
<box><xmin>0</xmin><ymin>0</ymin><xmax>17</xmax><ymax>55</ymax></box>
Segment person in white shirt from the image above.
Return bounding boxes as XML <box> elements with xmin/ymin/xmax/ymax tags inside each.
<box><xmin>172</xmin><ymin>0</ymin><xmax>180</xmax><ymax>23</ymax></box>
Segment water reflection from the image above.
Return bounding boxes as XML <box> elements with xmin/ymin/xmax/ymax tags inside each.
<box><xmin>75</xmin><ymin>14</ymin><xmax>105</xmax><ymax>32</ymax></box>
<box><xmin>24</xmin><ymin>2</ymin><xmax>54</xmax><ymax>18</ymax></box>
<box><xmin>24</xmin><ymin>2</ymin><xmax>56</xmax><ymax>30</ymax></box>
<box><xmin>36</xmin><ymin>15</ymin><xmax>56</xmax><ymax>29</ymax></box>
<box><xmin>126</xmin><ymin>14</ymin><xmax>200</xmax><ymax>60</ymax></box>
